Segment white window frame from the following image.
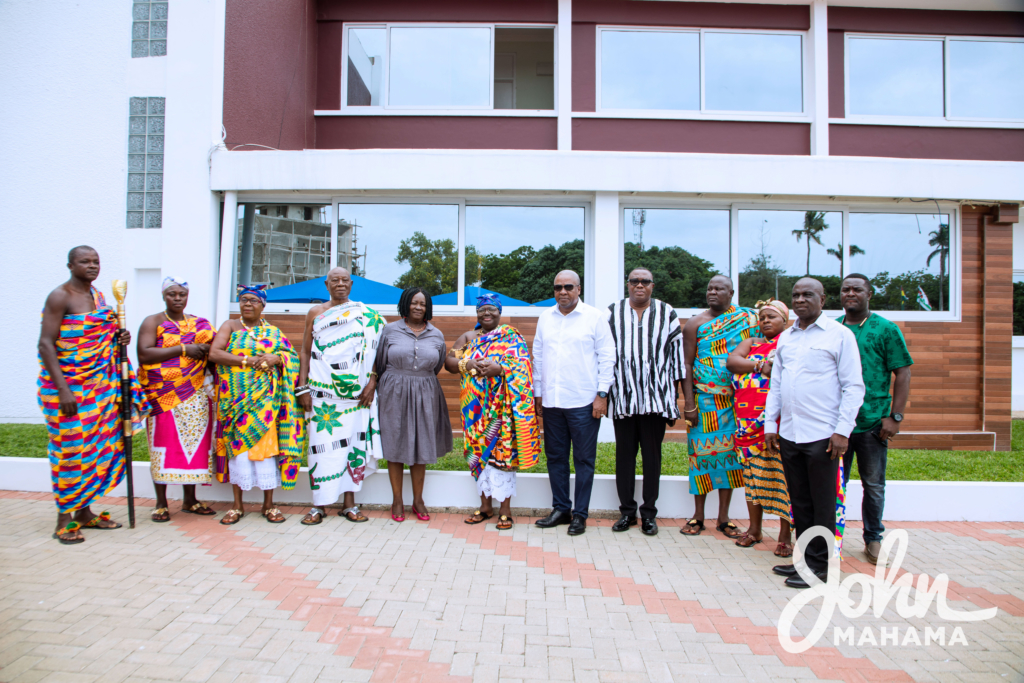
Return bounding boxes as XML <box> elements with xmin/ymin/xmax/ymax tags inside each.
<box><xmin>617</xmin><ymin>198</ymin><xmax>961</xmax><ymax>322</ymax></box>
<box><xmin>319</xmin><ymin>22</ymin><xmax>559</xmax><ymax>117</ymax></box>
<box><xmin>587</xmin><ymin>25</ymin><xmax>810</xmax><ymax>123</ymax></box>
<box><xmin>840</xmin><ymin>33</ymin><xmax>1024</xmax><ymax>129</ymax></box>
<box><xmin>227</xmin><ymin>194</ymin><xmax>592</xmax><ymax>318</ymax></box>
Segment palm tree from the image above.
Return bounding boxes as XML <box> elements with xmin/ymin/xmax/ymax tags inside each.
<box><xmin>826</xmin><ymin>242</ymin><xmax>865</xmax><ymax>278</ymax></box>
<box><xmin>927</xmin><ymin>223</ymin><xmax>949</xmax><ymax>311</ymax></box>
<box><xmin>793</xmin><ymin>211</ymin><xmax>829</xmax><ymax>276</ymax></box>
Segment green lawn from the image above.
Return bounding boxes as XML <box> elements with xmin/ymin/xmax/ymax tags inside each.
<box><xmin>3</xmin><ymin>422</ymin><xmax>1022</xmax><ymax>482</ymax></box>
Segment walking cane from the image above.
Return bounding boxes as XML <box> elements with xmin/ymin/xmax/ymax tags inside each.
<box><xmin>111</xmin><ymin>280</ymin><xmax>136</xmax><ymax>529</ymax></box>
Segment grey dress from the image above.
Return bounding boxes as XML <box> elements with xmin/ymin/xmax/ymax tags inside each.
<box><xmin>374</xmin><ymin>320</ymin><xmax>453</xmax><ymax>465</ymax></box>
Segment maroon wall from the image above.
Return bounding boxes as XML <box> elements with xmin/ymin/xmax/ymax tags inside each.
<box><xmin>573</xmin><ymin>1</ymin><xmax>808</xmax><ymax>29</ymax></box>
<box><xmin>223</xmin><ymin>0</ymin><xmax>317</xmax><ymax>151</ymax></box>
<box><xmin>316</xmin><ymin>21</ymin><xmax>343</xmax><ymax>110</ymax></box>
<box><xmin>573</xmin><ymin>23</ymin><xmax>597</xmax><ymax>113</ymax></box>
<box><xmin>828</xmin><ymin>30</ymin><xmax>844</xmax><ymax>119</ymax></box>
<box><xmin>317</xmin><ymin>0</ymin><xmax>557</xmax><ymax>22</ymax></box>
<box><xmin>830</xmin><ymin>125</ymin><xmax>1024</xmax><ymax>162</ymax></box>
<box><xmin>316</xmin><ymin>117</ymin><xmax>558</xmax><ymax>150</ymax></box>
<box><xmin>573</xmin><ymin>119</ymin><xmax>810</xmax><ymax>155</ymax></box>
<box><xmin>828</xmin><ymin>7</ymin><xmax>1024</xmax><ymax>36</ymax></box>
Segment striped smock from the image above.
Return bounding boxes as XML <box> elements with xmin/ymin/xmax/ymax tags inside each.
<box><xmin>606</xmin><ymin>298</ymin><xmax>685</xmax><ymax>419</ymax></box>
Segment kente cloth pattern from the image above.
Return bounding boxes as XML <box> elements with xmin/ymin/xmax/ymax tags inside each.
<box><xmin>459</xmin><ymin>325</ymin><xmax>541</xmax><ymax>479</ymax></box>
<box><xmin>687</xmin><ymin>306</ymin><xmax>758</xmax><ymax>495</ymax></box>
<box><xmin>139</xmin><ymin>316</ymin><xmax>214</xmax><ymax>415</ymax></box>
<box><xmin>37</xmin><ymin>288</ymin><xmax>150</xmax><ymax>513</ymax></box>
<box><xmin>733</xmin><ymin>338</ymin><xmax>792</xmax><ymax>522</ymax></box>
<box><xmin>147</xmin><ymin>387</ymin><xmax>214</xmax><ymax>485</ymax></box>
<box><xmin>306</xmin><ymin>302</ymin><xmax>385</xmax><ymax>503</ymax></box>
<box><xmin>834</xmin><ymin>458</ymin><xmax>848</xmax><ymax>559</ymax></box>
<box><xmin>214</xmin><ymin>323</ymin><xmax>304</xmax><ymax>490</ymax></box>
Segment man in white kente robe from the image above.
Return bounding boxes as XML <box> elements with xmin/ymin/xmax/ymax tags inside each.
<box><xmin>298</xmin><ymin>278</ymin><xmax>385</xmax><ymax>525</ymax></box>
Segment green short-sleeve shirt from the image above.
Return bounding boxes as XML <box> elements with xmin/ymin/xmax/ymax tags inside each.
<box><xmin>838</xmin><ymin>312</ymin><xmax>914</xmax><ymax>433</ymax></box>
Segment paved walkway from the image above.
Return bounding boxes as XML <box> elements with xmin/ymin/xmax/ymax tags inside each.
<box><xmin>1</xmin><ymin>491</ymin><xmax>1022</xmax><ymax>683</ymax></box>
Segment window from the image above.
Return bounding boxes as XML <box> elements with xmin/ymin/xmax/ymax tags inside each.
<box><xmin>848</xmin><ymin>213</ymin><xmax>951</xmax><ymax>312</ymax></box>
<box><xmin>132</xmin><ymin>1</ymin><xmax>167</xmax><ymax>57</ymax></box>
<box><xmin>847</xmin><ymin>35</ymin><xmax>1024</xmax><ymax>121</ymax></box>
<box><xmin>464</xmin><ymin>206</ymin><xmax>586</xmax><ymax>306</ymax></box>
<box><xmin>345</xmin><ymin>24</ymin><xmax>555</xmax><ymax>110</ymax></box>
<box><xmin>127</xmin><ymin>97</ymin><xmax>164</xmax><ymax>229</ymax></box>
<box><xmin>598</xmin><ymin>28</ymin><xmax>804</xmax><ymax>114</ymax></box>
<box><xmin>622</xmin><ymin>209</ymin><xmax>730</xmax><ymax>308</ymax></box>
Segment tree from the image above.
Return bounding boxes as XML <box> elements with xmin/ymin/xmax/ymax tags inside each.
<box><xmin>927</xmin><ymin>223</ymin><xmax>949</xmax><ymax>312</ymax></box>
<box><xmin>477</xmin><ymin>245</ymin><xmax>537</xmax><ymax>293</ymax></box>
<box><xmin>515</xmin><ymin>240</ymin><xmax>585</xmax><ymax>302</ymax></box>
<box><xmin>826</xmin><ymin>242</ymin><xmax>865</xmax><ymax>278</ymax></box>
<box><xmin>624</xmin><ymin>242</ymin><xmax>718</xmax><ymax>308</ymax></box>
<box><xmin>394</xmin><ymin>231</ymin><xmax>479</xmax><ymax>296</ymax></box>
<box><xmin>792</xmin><ymin>211</ymin><xmax>829</xmax><ymax>276</ymax></box>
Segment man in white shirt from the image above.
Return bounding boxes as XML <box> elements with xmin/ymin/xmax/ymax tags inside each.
<box><xmin>765</xmin><ymin>278</ymin><xmax>864</xmax><ymax>589</ymax></box>
<box><xmin>533</xmin><ymin>270</ymin><xmax>615</xmax><ymax>536</ymax></box>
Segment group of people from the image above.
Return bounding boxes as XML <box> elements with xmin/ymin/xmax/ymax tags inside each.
<box><xmin>40</xmin><ymin>246</ymin><xmax>913</xmax><ymax>591</ymax></box>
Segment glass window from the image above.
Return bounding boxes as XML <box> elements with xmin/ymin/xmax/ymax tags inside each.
<box><xmin>848</xmin><ymin>213</ymin><xmax>951</xmax><ymax>312</ymax></box>
<box><xmin>704</xmin><ymin>33</ymin><xmax>803</xmax><ymax>113</ymax></box>
<box><xmin>235</xmin><ymin>203</ymin><xmax>333</xmax><ymax>301</ymax></box>
<box><xmin>388</xmin><ymin>27</ymin><xmax>492</xmax><ymax>107</ymax></box>
<box><xmin>949</xmin><ymin>40</ymin><xmax>1024</xmax><ymax>120</ymax></box>
<box><xmin>347</xmin><ymin>28</ymin><xmax>385</xmax><ymax>106</ymax></box>
<box><xmin>336</xmin><ymin>203</ymin><xmax>459</xmax><ymax>306</ymax></box>
<box><xmin>464</xmin><ymin>206</ymin><xmax>585</xmax><ymax>306</ymax></box>
<box><xmin>848</xmin><ymin>38</ymin><xmax>944</xmax><ymax>117</ymax></box>
<box><xmin>623</xmin><ymin>209</ymin><xmax>730</xmax><ymax>308</ymax></box>
<box><xmin>600</xmin><ymin>30</ymin><xmax>700</xmax><ymax>110</ymax></box>
<box><xmin>738</xmin><ymin>210</ymin><xmax>844</xmax><ymax>309</ymax></box>
<box><xmin>494</xmin><ymin>28</ymin><xmax>555</xmax><ymax>110</ymax></box>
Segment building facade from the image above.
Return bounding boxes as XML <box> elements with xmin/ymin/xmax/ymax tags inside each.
<box><xmin>2</xmin><ymin>0</ymin><xmax>1022</xmax><ymax>450</ymax></box>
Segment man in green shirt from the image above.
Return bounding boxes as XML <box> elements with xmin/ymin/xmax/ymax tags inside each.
<box><xmin>838</xmin><ymin>274</ymin><xmax>913</xmax><ymax>565</ymax></box>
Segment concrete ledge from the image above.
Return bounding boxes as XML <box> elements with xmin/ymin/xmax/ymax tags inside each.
<box><xmin>3</xmin><ymin>457</ymin><xmax>1023</xmax><ymax>521</ymax></box>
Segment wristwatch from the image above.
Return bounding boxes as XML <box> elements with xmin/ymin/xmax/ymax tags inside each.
<box><xmin>890</xmin><ymin>413</ymin><xmax>904</xmax><ymax>422</ymax></box>
<box><xmin>597</xmin><ymin>391</ymin><xmax>608</xmax><ymax>399</ymax></box>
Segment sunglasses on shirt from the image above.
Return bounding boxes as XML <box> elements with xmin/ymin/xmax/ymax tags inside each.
<box><xmin>553</xmin><ymin>284</ymin><xmax>576</xmax><ymax>292</ymax></box>
<box><xmin>627</xmin><ymin>278</ymin><xmax>654</xmax><ymax>286</ymax></box>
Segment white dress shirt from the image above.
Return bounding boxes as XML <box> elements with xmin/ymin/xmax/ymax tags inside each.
<box><xmin>533</xmin><ymin>300</ymin><xmax>615</xmax><ymax>410</ymax></box>
<box><xmin>764</xmin><ymin>313</ymin><xmax>865</xmax><ymax>443</ymax></box>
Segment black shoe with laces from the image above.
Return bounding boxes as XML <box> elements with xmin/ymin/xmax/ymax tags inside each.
<box><xmin>567</xmin><ymin>515</ymin><xmax>586</xmax><ymax>536</ymax></box>
<box><xmin>611</xmin><ymin>515</ymin><xmax>637</xmax><ymax>532</ymax></box>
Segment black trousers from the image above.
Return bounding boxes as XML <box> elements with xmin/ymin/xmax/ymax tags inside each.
<box><xmin>780</xmin><ymin>436</ymin><xmax>839</xmax><ymax>574</ymax></box>
<box><xmin>613</xmin><ymin>414</ymin><xmax>667</xmax><ymax>519</ymax></box>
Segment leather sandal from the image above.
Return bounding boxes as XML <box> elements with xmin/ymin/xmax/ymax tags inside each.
<box><xmin>301</xmin><ymin>507</ymin><xmax>324</xmax><ymax>525</ymax></box>
<box><xmin>263</xmin><ymin>507</ymin><xmax>285</xmax><ymax>523</ymax></box>
<box><xmin>53</xmin><ymin>521</ymin><xmax>85</xmax><ymax>545</ymax></box>
<box><xmin>151</xmin><ymin>507</ymin><xmax>171</xmax><ymax>523</ymax></box>
<box><xmin>83</xmin><ymin>511</ymin><xmax>121</xmax><ymax>529</ymax></box>
<box><xmin>735</xmin><ymin>533</ymin><xmax>763</xmax><ymax>548</ymax></box>
<box><xmin>220</xmin><ymin>509</ymin><xmax>244</xmax><ymax>525</ymax></box>
<box><xmin>496</xmin><ymin>515</ymin><xmax>514</xmax><ymax>530</ymax></box>
<box><xmin>182</xmin><ymin>502</ymin><xmax>216</xmax><ymax>516</ymax></box>
<box><xmin>341</xmin><ymin>507</ymin><xmax>368</xmax><ymax>523</ymax></box>
<box><xmin>716</xmin><ymin>521</ymin><xmax>743</xmax><ymax>539</ymax></box>
<box><xmin>680</xmin><ymin>518</ymin><xmax>705</xmax><ymax>536</ymax></box>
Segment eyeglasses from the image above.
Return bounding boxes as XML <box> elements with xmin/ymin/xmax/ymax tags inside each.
<box><xmin>553</xmin><ymin>284</ymin><xmax>576</xmax><ymax>292</ymax></box>
<box><xmin>627</xmin><ymin>278</ymin><xmax>654</xmax><ymax>286</ymax></box>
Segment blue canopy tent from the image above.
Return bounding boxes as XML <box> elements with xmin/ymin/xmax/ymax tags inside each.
<box><xmin>265</xmin><ymin>275</ymin><xmax>404</xmax><ymax>304</ymax></box>
<box><xmin>431</xmin><ymin>287</ymin><xmax>533</xmax><ymax>307</ymax></box>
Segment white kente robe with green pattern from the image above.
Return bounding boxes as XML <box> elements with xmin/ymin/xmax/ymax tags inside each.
<box><xmin>307</xmin><ymin>301</ymin><xmax>384</xmax><ymax>505</ymax></box>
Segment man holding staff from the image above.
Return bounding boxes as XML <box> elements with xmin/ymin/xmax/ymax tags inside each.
<box><xmin>38</xmin><ymin>246</ymin><xmax>150</xmax><ymax>544</ymax></box>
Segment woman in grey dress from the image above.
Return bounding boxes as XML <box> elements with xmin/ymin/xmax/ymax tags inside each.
<box><xmin>374</xmin><ymin>287</ymin><xmax>453</xmax><ymax>522</ymax></box>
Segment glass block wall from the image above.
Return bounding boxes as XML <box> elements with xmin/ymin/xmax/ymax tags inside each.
<box><xmin>132</xmin><ymin>2</ymin><xmax>168</xmax><ymax>58</ymax></box>
<box><xmin>127</xmin><ymin>97</ymin><xmax>165</xmax><ymax>229</ymax></box>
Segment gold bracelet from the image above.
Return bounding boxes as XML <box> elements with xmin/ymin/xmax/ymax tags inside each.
<box><xmin>181</xmin><ymin>345</ymin><xmax>188</xmax><ymax>358</ymax></box>
<box><xmin>242</xmin><ymin>357</ymin><xmax>247</xmax><ymax>369</ymax></box>
<box><xmin>458</xmin><ymin>358</ymin><xmax>468</xmax><ymax>374</ymax></box>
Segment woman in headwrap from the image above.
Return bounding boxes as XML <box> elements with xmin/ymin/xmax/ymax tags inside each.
<box><xmin>725</xmin><ymin>299</ymin><xmax>794</xmax><ymax>557</ymax></box>
<box><xmin>208</xmin><ymin>285</ymin><xmax>306</xmax><ymax>525</ymax></box>
<box><xmin>445</xmin><ymin>293</ymin><xmax>540</xmax><ymax>530</ymax></box>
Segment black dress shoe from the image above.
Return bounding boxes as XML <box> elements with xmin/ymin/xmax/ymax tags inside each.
<box><xmin>641</xmin><ymin>518</ymin><xmax>658</xmax><ymax>536</ymax></box>
<box><xmin>567</xmin><ymin>515</ymin><xmax>586</xmax><ymax>536</ymax></box>
<box><xmin>772</xmin><ymin>564</ymin><xmax>797</xmax><ymax>577</ymax></box>
<box><xmin>611</xmin><ymin>515</ymin><xmax>637</xmax><ymax>532</ymax></box>
<box><xmin>785</xmin><ymin>571</ymin><xmax>828</xmax><ymax>589</ymax></box>
<box><xmin>535</xmin><ymin>510</ymin><xmax>572</xmax><ymax>528</ymax></box>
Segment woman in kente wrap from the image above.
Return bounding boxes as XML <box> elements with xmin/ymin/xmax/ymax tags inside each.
<box><xmin>209</xmin><ymin>285</ymin><xmax>305</xmax><ymax>525</ymax></box>
<box><xmin>726</xmin><ymin>300</ymin><xmax>794</xmax><ymax>557</ymax></box>
<box><xmin>445</xmin><ymin>294</ymin><xmax>540</xmax><ymax>530</ymax></box>
<box><xmin>137</xmin><ymin>277</ymin><xmax>217</xmax><ymax>522</ymax></box>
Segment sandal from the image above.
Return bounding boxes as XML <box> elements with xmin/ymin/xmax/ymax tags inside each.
<box><xmin>680</xmin><ymin>518</ymin><xmax>705</xmax><ymax>536</ymax></box>
<box><xmin>775</xmin><ymin>540</ymin><xmax>793</xmax><ymax>558</ymax></box>
<box><xmin>716</xmin><ymin>521</ymin><xmax>743</xmax><ymax>539</ymax></box>
<box><xmin>496</xmin><ymin>515</ymin><xmax>514</xmax><ymax>531</ymax></box>
<box><xmin>220</xmin><ymin>509</ymin><xmax>244</xmax><ymax>525</ymax></box>
<box><xmin>391</xmin><ymin>502</ymin><xmax>405</xmax><ymax>523</ymax></box>
<box><xmin>464</xmin><ymin>510</ymin><xmax>493</xmax><ymax>525</ymax></box>
<box><xmin>53</xmin><ymin>521</ymin><xmax>84</xmax><ymax>545</ymax></box>
<box><xmin>301</xmin><ymin>507</ymin><xmax>324</xmax><ymax>525</ymax></box>
<box><xmin>735</xmin><ymin>533</ymin><xmax>763</xmax><ymax>548</ymax></box>
<box><xmin>341</xmin><ymin>507</ymin><xmax>368</xmax><ymax>523</ymax></box>
<box><xmin>151</xmin><ymin>507</ymin><xmax>171</xmax><ymax>523</ymax></box>
<box><xmin>182</xmin><ymin>502</ymin><xmax>216</xmax><ymax>516</ymax></box>
<box><xmin>82</xmin><ymin>511</ymin><xmax>121</xmax><ymax>529</ymax></box>
<box><xmin>411</xmin><ymin>502</ymin><xmax>430</xmax><ymax>522</ymax></box>
<box><xmin>263</xmin><ymin>507</ymin><xmax>286</xmax><ymax>524</ymax></box>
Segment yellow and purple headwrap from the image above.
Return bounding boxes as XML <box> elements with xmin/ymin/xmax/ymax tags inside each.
<box><xmin>162</xmin><ymin>277</ymin><xmax>188</xmax><ymax>292</ymax></box>
<box><xmin>755</xmin><ymin>299</ymin><xmax>790</xmax><ymax>320</ymax></box>
<box><xmin>476</xmin><ymin>292</ymin><xmax>502</xmax><ymax>313</ymax></box>
<box><xmin>237</xmin><ymin>284</ymin><xmax>268</xmax><ymax>304</ymax></box>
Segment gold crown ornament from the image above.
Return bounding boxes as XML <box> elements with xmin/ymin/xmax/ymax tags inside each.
<box><xmin>111</xmin><ymin>280</ymin><xmax>128</xmax><ymax>329</ymax></box>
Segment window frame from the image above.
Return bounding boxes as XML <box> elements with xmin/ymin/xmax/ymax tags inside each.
<box><xmin>842</xmin><ymin>32</ymin><xmax>1024</xmax><ymax>128</ymax></box>
<box><xmin>591</xmin><ymin>25</ymin><xmax>811</xmax><ymax>122</ymax></box>
<box><xmin>327</xmin><ymin>21</ymin><xmax>559</xmax><ymax>117</ymax></box>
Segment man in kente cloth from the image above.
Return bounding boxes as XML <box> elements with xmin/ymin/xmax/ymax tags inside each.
<box><xmin>681</xmin><ymin>275</ymin><xmax>758</xmax><ymax>538</ymax></box>
<box><xmin>297</xmin><ymin>267</ymin><xmax>385</xmax><ymax>525</ymax></box>
<box><xmin>38</xmin><ymin>246</ymin><xmax>150</xmax><ymax>544</ymax></box>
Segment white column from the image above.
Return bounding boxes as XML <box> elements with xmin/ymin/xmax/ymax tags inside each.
<box><xmin>216</xmin><ymin>190</ymin><xmax>237</xmax><ymax>326</ymax></box>
<box><xmin>592</xmin><ymin>192</ymin><xmax>621</xmax><ymax>310</ymax></box>
<box><xmin>809</xmin><ymin>0</ymin><xmax>829</xmax><ymax>156</ymax></box>
<box><xmin>557</xmin><ymin>0</ymin><xmax>572</xmax><ymax>151</ymax></box>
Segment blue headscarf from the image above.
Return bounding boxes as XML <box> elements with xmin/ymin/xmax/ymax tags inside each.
<box><xmin>476</xmin><ymin>292</ymin><xmax>502</xmax><ymax>313</ymax></box>
<box><xmin>162</xmin><ymin>276</ymin><xmax>188</xmax><ymax>292</ymax></box>
<box><xmin>237</xmin><ymin>284</ymin><xmax>268</xmax><ymax>304</ymax></box>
